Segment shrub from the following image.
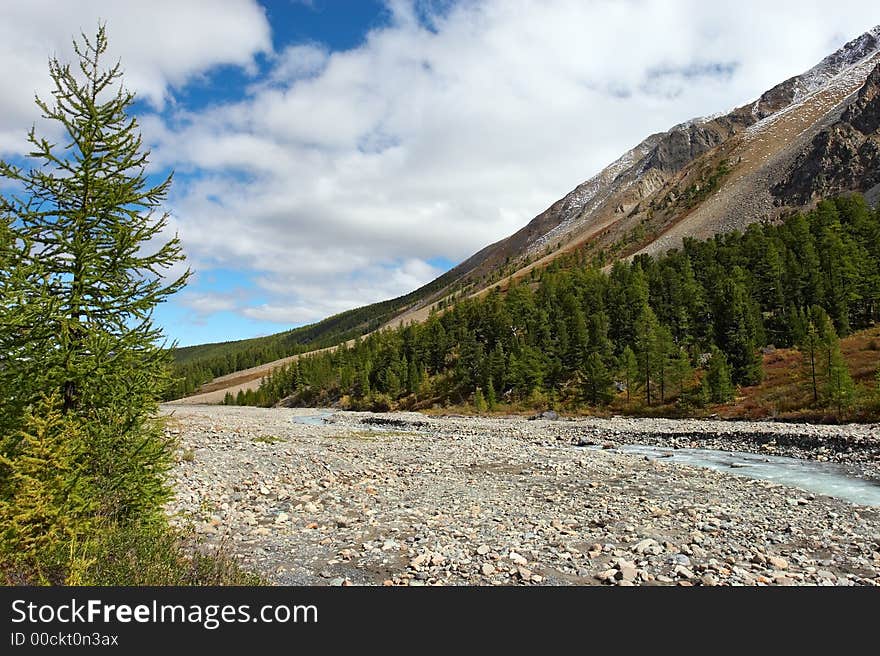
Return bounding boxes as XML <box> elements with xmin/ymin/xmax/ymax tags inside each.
<box><xmin>0</xmin><ymin>396</ymin><xmax>96</xmax><ymax>584</ymax></box>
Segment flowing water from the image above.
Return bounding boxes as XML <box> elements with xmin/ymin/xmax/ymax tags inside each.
<box><xmin>292</xmin><ymin>412</ymin><xmax>880</xmax><ymax>507</ymax></box>
<box><xmin>291</xmin><ymin>410</ymin><xmax>334</xmax><ymax>427</ymax></box>
<box><xmin>606</xmin><ymin>444</ymin><xmax>880</xmax><ymax>507</ymax></box>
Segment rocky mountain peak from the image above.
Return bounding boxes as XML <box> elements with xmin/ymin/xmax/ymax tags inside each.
<box><xmin>751</xmin><ymin>25</ymin><xmax>880</xmax><ymax>119</ymax></box>
<box><xmin>842</xmin><ymin>62</ymin><xmax>880</xmax><ymax>134</ymax></box>
<box><xmin>773</xmin><ymin>61</ymin><xmax>880</xmax><ymax>206</ymax></box>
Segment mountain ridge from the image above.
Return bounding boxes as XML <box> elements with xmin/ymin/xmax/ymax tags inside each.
<box><xmin>174</xmin><ymin>26</ymin><xmax>880</xmax><ymax>401</ymax></box>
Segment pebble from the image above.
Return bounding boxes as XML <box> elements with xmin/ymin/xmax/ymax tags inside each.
<box><xmin>161</xmin><ymin>405</ymin><xmax>880</xmax><ymax>587</ymax></box>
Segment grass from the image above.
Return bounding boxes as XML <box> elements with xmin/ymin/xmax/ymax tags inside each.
<box><xmin>729</xmin><ymin>325</ymin><xmax>880</xmax><ymax>422</ymax></box>
<box><xmin>1</xmin><ymin>519</ymin><xmax>262</xmax><ymax>586</ymax></box>
<box><xmin>81</xmin><ymin>521</ymin><xmax>263</xmax><ymax>586</ymax></box>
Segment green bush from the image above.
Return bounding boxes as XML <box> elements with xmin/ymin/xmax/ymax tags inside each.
<box><xmin>0</xmin><ymin>396</ymin><xmax>96</xmax><ymax>584</ymax></box>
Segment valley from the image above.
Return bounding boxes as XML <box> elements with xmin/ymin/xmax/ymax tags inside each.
<box><xmin>163</xmin><ymin>405</ymin><xmax>880</xmax><ymax>586</ymax></box>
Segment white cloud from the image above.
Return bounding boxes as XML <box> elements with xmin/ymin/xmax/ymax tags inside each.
<box><xmin>5</xmin><ymin>1</ymin><xmax>880</xmax><ymax>336</ymax></box>
<box><xmin>0</xmin><ymin>0</ymin><xmax>270</xmax><ymax>152</ymax></box>
<box><xmin>178</xmin><ymin>293</ymin><xmax>238</xmax><ymax>316</ymax></box>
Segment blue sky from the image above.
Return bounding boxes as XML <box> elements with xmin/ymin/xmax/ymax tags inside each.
<box><xmin>2</xmin><ymin>1</ymin><xmax>880</xmax><ymax>346</ymax></box>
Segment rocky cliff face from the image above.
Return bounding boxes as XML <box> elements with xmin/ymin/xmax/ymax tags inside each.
<box><xmin>773</xmin><ymin>63</ymin><xmax>880</xmax><ymax>206</ymax></box>
<box><xmin>388</xmin><ymin>26</ymin><xmax>880</xmax><ymax>328</ymax></box>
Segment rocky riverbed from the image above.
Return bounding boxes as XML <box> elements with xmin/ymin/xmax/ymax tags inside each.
<box><xmin>161</xmin><ymin>405</ymin><xmax>880</xmax><ymax>586</ymax></box>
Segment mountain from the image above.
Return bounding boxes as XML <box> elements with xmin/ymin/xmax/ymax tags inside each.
<box><xmin>174</xmin><ymin>26</ymin><xmax>880</xmax><ymax>400</ymax></box>
<box><xmin>434</xmin><ymin>25</ymin><xmax>880</xmax><ymax>277</ymax></box>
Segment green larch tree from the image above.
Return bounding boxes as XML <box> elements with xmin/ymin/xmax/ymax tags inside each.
<box><xmin>704</xmin><ymin>347</ymin><xmax>735</xmax><ymax>404</ymax></box>
<box><xmin>0</xmin><ymin>27</ymin><xmax>189</xmax><ymax>525</ymax></box>
<box><xmin>620</xmin><ymin>346</ymin><xmax>639</xmax><ymax>405</ymax></box>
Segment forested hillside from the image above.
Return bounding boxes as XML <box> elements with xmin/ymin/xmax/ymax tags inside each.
<box><xmin>230</xmin><ymin>195</ymin><xmax>880</xmax><ymax>419</ymax></box>
<box><xmin>166</xmin><ymin>265</ymin><xmax>465</xmax><ymax>399</ymax></box>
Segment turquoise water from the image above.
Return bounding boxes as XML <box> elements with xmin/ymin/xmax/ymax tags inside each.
<box><xmin>609</xmin><ymin>444</ymin><xmax>880</xmax><ymax>507</ymax></box>
<box><xmin>291</xmin><ymin>412</ymin><xmax>880</xmax><ymax>507</ymax></box>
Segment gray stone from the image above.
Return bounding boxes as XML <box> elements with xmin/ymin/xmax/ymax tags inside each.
<box><xmin>666</xmin><ymin>554</ymin><xmax>691</xmax><ymax>567</ymax></box>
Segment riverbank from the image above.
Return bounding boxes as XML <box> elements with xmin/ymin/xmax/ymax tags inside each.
<box><xmin>161</xmin><ymin>405</ymin><xmax>880</xmax><ymax>586</ymax></box>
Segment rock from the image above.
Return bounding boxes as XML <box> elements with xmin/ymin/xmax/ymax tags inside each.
<box><xmin>615</xmin><ymin>559</ymin><xmax>638</xmax><ymax>582</ymax></box>
<box><xmin>634</xmin><ymin>538</ymin><xmax>663</xmax><ymax>555</ymax></box>
<box><xmin>163</xmin><ymin>405</ymin><xmax>880</xmax><ymax>588</ymax></box>
<box><xmin>674</xmin><ymin>565</ymin><xmax>696</xmax><ymax>579</ymax></box>
<box><xmin>666</xmin><ymin>554</ymin><xmax>691</xmax><ymax>567</ymax></box>
<box><xmin>767</xmin><ymin>556</ymin><xmax>789</xmax><ymax>570</ymax></box>
<box><xmin>508</xmin><ymin>551</ymin><xmax>528</xmax><ymax>566</ymax></box>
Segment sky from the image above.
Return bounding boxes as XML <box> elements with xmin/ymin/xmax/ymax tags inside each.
<box><xmin>2</xmin><ymin>1</ymin><xmax>880</xmax><ymax>346</ymax></box>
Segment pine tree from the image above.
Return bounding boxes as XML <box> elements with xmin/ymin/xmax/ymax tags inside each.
<box><xmin>705</xmin><ymin>347</ymin><xmax>735</xmax><ymax>404</ymax></box>
<box><xmin>798</xmin><ymin>311</ymin><xmax>823</xmax><ymax>404</ymax></box>
<box><xmin>581</xmin><ymin>352</ymin><xmax>613</xmax><ymax>405</ymax></box>
<box><xmin>634</xmin><ymin>306</ymin><xmax>660</xmax><ymax>405</ymax></box>
<box><xmin>816</xmin><ymin>315</ymin><xmax>854</xmax><ymax>416</ymax></box>
<box><xmin>668</xmin><ymin>349</ymin><xmax>693</xmax><ymax>401</ymax></box>
<box><xmin>0</xmin><ymin>27</ymin><xmax>188</xmax><ymax>527</ymax></box>
<box><xmin>654</xmin><ymin>325</ymin><xmax>675</xmax><ymax>403</ymax></box>
<box><xmin>620</xmin><ymin>346</ymin><xmax>639</xmax><ymax>405</ymax></box>
<box><xmin>713</xmin><ymin>268</ymin><xmax>764</xmax><ymax>386</ymax></box>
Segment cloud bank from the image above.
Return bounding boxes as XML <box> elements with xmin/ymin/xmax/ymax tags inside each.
<box><xmin>3</xmin><ymin>1</ymin><xmax>880</xmax><ymax>343</ymax></box>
